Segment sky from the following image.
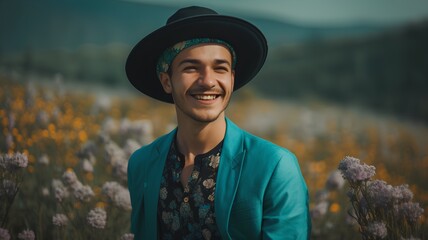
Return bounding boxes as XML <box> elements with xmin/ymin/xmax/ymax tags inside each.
<box><xmin>128</xmin><ymin>0</ymin><xmax>428</xmax><ymax>26</ymax></box>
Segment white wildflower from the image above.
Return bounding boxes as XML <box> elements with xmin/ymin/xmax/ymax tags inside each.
<box><xmin>52</xmin><ymin>213</ymin><xmax>69</xmax><ymax>227</ymax></box>
<box><xmin>73</xmin><ymin>184</ymin><xmax>94</xmax><ymax>202</ymax></box>
<box><xmin>0</xmin><ymin>227</ymin><xmax>11</xmax><ymax>240</ymax></box>
<box><xmin>17</xmin><ymin>229</ymin><xmax>35</xmax><ymax>240</ymax></box>
<box><xmin>87</xmin><ymin>208</ymin><xmax>107</xmax><ymax>229</ymax></box>
<box><xmin>62</xmin><ymin>169</ymin><xmax>79</xmax><ymax>186</ymax></box>
<box><xmin>102</xmin><ymin>182</ymin><xmax>131</xmax><ymax>210</ymax></box>
<box><xmin>326</xmin><ymin>170</ymin><xmax>345</xmax><ymax>190</ymax></box>
<box><xmin>41</xmin><ymin>187</ymin><xmax>50</xmax><ymax>196</ymax></box>
<box><xmin>0</xmin><ymin>152</ymin><xmax>28</xmax><ymax>171</ymax></box>
<box><xmin>120</xmin><ymin>233</ymin><xmax>134</xmax><ymax>240</ymax></box>
<box><xmin>82</xmin><ymin>159</ymin><xmax>94</xmax><ymax>173</ymax></box>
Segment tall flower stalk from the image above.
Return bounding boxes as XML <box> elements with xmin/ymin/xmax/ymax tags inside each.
<box><xmin>0</xmin><ymin>152</ymin><xmax>28</xmax><ymax>227</ymax></box>
<box><xmin>338</xmin><ymin>156</ymin><xmax>424</xmax><ymax>239</ymax></box>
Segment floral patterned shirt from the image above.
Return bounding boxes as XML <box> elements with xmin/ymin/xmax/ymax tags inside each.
<box><xmin>157</xmin><ymin>138</ymin><xmax>223</xmax><ymax>240</ymax></box>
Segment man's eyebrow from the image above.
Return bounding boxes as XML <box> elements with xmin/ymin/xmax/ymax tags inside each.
<box><xmin>177</xmin><ymin>59</ymin><xmax>200</xmax><ymax>67</ymax></box>
<box><xmin>214</xmin><ymin>59</ymin><xmax>232</xmax><ymax>66</ymax></box>
<box><xmin>177</xmin><ymin>58</ymin><xmax>231</xmax><ymax>67</ymax></box>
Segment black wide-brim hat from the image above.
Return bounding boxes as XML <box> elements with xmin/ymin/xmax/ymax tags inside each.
<box><xmin>126</xmin><ymin>6</ymin><xmax>268</xmax><ymax>103</ymax></box>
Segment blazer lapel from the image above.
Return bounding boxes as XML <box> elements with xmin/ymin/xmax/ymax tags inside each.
<box><xmin>215</xmin><ymin>118</ymin><xmax>246</xmax><ymax>239</ymax></box>
<box><xmin>143</xmin><ymin>129</ymin><xmax>176</xmax><ymax>239</ymax></box>
<box><xmin>140</xmin><ymin>119</ymin><xmax>244</xmax><ymax>239</ymax></box>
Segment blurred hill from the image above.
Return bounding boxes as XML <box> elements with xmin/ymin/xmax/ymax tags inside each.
<box><xmin>253</xmin><ymin>20</ymin><xmax>428</xmax><ymax>123</ymax></box>
<box><xmin>0</xmin><ymin>0</ymin><xmax>382</xmax><ymax>54</ymax></box>
<box><xmin>1</xmin><ymin>0</ymin><xmax>427</xmax><ymax>123</ymax></box>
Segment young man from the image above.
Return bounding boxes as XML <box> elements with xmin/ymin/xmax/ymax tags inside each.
<box><xmin>126</xmin><ymin>6</ymin><xmax>311</xmax><ymax>239</ymax></box>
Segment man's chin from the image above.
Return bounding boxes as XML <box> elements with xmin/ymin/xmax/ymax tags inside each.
<box><xmin>190</xmin><ymin>113</ymin><xmax>222</xmax><ymax>124</ymax></box>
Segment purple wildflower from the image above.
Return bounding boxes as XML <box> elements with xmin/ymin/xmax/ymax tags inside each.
<box><xmin>365</xmin><ymin>221</ymin><xmax>387</xmax><ymax>239</ymax></box>
<box><xmin>87</xmin><ymin>208</ymin><xmax>107</xmax><ymax>229</ymax></box>
<box><xmin>392</xmin><ymin>184</ymin><xmax>413</xmax><ymax>203</ymax></box>
<box><xmin>17</xmin><ymin>229</ymin><xmax>35</xmax><ymax>240</ymax></box>
<box><xmin>0</xmin><ymin>228</ymin><xmax>11</xmax><ymax>240</ymax></box>
<box><xmin>397</xmin><ymin>202</ymin><xmax>424</xmax><ymax>223</ymax></box>
<box><xmin>367</xmin><ymin>180</ymin><xmax>394</xmax><ymax>208</ymax></box>
<box><xmin>338</xmin><ymin>156</ymin><xmax>375</xmax><ymax>182</ymax></box>
<box><xmin>52</xmin><ymin>213</ymin><xmax>69</xmax><ymax>227</ymax></box>
<box><xmin>346</xmin><ymin>189</ymin><xmax>358</xmax><ymax>202</ymax></box>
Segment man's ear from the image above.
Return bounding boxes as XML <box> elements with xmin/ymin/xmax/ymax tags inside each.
<box><xmin>231</xmin><ymin>70</ymin><xmax>235</xmax><ymax>90</ymax></box>
<box><xmin>159</xmin><ymin>72</ymin><xmax>172</xmax><ymax>94</ymax></box>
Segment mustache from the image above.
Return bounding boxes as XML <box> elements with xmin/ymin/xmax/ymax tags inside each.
<box><xmin>188</xmin><ymin>86</ymin><xmax>224</xmax><ymax>95</ymax></box>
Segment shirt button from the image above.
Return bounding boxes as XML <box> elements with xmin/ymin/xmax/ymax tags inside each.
<box><xmin>183</xmin><ymin>197</ymin><xmax>189</xmax><ymax>203</ymax></box>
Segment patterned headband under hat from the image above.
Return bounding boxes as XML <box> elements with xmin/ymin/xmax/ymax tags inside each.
<box><xmin>156</xmin><ymin>38</ymin><xmax>237</xmax><ymax>78</ymax></box>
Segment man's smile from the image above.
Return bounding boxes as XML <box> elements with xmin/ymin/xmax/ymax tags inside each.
<box><xmin>192</xmin><ymin>94</ymin><xmax>220</xmax><ymax>100</ymax></box>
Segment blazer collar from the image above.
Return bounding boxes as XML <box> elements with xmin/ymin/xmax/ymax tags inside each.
<box><xmin>215</xmin><ymin>118</ymin><xmax>246</xmax><ymax>239</ymax></box>
<box><xmin>147</xmin><ymin>118</ymin><xmax>245</xmax><ymax>239</ymax></box>
<box><xmin>143</xmin><ymin>128</ymin><xmax>176</xmax><ymax>239</ymax></box>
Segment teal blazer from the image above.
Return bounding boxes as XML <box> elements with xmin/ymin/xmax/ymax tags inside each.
<box><xmin>128</xmin><ymin>118</ymin><xmax>311</xmax><ymax>239</ymax></box>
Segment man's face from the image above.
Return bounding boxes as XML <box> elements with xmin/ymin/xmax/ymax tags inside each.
<box><xmin>159</xmin><ymin>43</ymin><xmax>235</xmax><ymax>123</ymax></box>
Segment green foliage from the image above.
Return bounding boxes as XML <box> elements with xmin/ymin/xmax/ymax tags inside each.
<box><xmin>0</xmin><ymin>43</ymin><xmax>131</xmax><ymax>87</ymax></box>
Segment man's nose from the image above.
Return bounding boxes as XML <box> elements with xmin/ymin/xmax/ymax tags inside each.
<box><xmin>198</xmin><ymin>68</ymin><xmax>215</xmax><ymax>88</ymax></box>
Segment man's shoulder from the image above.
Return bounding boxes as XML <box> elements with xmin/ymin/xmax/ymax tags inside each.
<box><xmin>128</xmin><ymin>130</ymin><xmax>174</xmax><ymax>167</ymax></box>
<box><xmin>241</xmin><ymin>130</ymin><xmax>296</xmax><ymax>160</ymax></box>
<box><xmin>235</xmin><ymin>129</ymin><xmax>302</xmax><ymax>180</ymax></box>
<box><xmin>226</xmin><ymin>118</ymin><xmax>296</xmax><ymax>160</ymax></box>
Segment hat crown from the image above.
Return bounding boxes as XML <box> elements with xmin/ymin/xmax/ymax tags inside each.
<box><xmin>127</xmin><ymin>6</ymin><xmax>267</xmax><ymax>103</ymax></box>
<box><xmin>167</xmin><ymin>6</ymin><xmax>218</xmax><ymax>24</ymax></box>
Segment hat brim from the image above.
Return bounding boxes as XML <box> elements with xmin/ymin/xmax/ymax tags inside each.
<box><xmin>126</xmin><ymin>14</ymin><xmax>268</xmax><ymax>103</ymax></box>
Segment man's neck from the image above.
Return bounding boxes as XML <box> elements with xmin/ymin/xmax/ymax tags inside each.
<box><xmin>175</xmin><ymin>116</ymin><xmax>226</xmax><ymax>163</ymax></box>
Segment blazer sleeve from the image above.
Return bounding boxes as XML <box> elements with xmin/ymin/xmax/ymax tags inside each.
<box><xmin>262</xmin><ymin>151</ymin><xmax>311</xmax><ymax>240</ymax></box>
<box><xmin>127</xmin><ymin>148</ymin><xmax>146</xmax><ymax>237</ymax></box>
<box><xmin>127</xmin><ymin>150</ymin><xmax>139</xmax><ymax>234</ymax></box>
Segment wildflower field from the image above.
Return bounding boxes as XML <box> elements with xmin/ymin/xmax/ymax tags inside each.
<box><xmin>1</xmin><ymin>73</ymin><xmax>427</xmax><ymax>239</ymax></box>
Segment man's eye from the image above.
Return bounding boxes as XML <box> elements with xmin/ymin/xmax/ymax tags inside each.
<box><xmin>183</xmin><ymin>66</ymin><xmax>197</xmax><ymax>72</ymax></box>
<box><xmin>215</xmin><ymin>67</ymin><xmax>229</xmax><ymax>72</ymax></box>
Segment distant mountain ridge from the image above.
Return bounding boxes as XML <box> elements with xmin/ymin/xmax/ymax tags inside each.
<box><xmin>0</xmin><ymin>0</ymin><xmax>385</xmax><ymax>54</ymax></box>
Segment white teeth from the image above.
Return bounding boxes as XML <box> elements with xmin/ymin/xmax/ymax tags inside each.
<box><xmin>194</xmin><ymin>95</ymin><xmax>217</xmax><ymax>100</ymax></box>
